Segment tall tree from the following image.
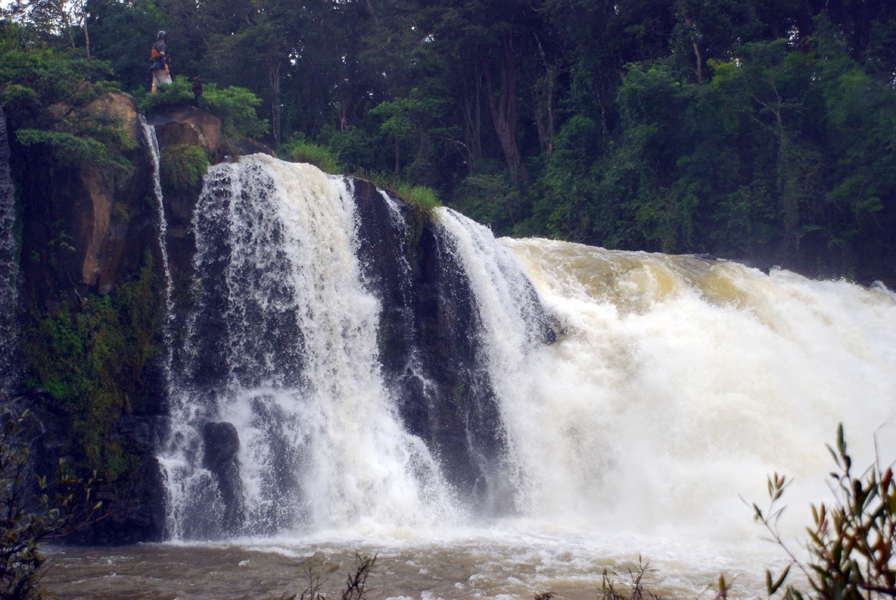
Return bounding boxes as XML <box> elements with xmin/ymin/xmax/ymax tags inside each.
<box><xmin>5</xmin><ymin>0</ymin><xmax>91</xmax><ymax>56</ymax></box>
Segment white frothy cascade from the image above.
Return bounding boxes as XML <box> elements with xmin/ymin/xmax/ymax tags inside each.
<box><xmin>161</xmin><ymin>154</ymin><xmax>896</xmax><ymax>568</ymax></box>
<box><xmin>161</xmin><ymin>156</ymin><xmax>455</xmax><ymax>538</ymax></box>
<box><xmin>452</xmin><ymin>228</ymin><xmax>896</xmax><ymax>539</ymax></box>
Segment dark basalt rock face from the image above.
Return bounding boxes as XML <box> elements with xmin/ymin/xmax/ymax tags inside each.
<box><xmin>15</xmin><ymin>93</ymin><xmax>159</xmax><ymax>306</ymax></box>
<box><xmin>8</xmin><ymin>94</ymin><xmax>171</xmax><ymax>545</ymax></box>
<box><xmin>18</xmin><ymin>389</ymin><xmax>168</xmax><ymax>545</ymax></box>
<box><xmin>5</xmin><ymin>98</ymin><xmax>233</xmax><ymax>545</ymax></box>
<box><xmin>202</xmin><ymin>421</ymin><xmax>245</xmax><ymax>533</ymax></box>
<box><xmin>351</xmin><ymin>180</ymin><xmax>554</xmax><ymax>514</ymax></box>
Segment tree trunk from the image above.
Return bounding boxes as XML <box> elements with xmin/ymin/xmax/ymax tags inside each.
<box><xmin>533</xmin><ymin>36</ymin><xmax>555</xmax><ymax>161</ymax></box>
<box><xmin>462</xmin><ymin>67</ymin><xmax>483</xmax><ymax>169</ymax></box>
<box><xmin>693</xmin><ymin>41</ymin><xmax>703</xmax><ymax>83</ymax></box>
<box><xmin>364</xmin><ymin>0</ymin><xmax>378</xmax><ymax>25</ymax></box>
<box><xmin>483</xmin><ymin>36</ymin><xmax>525</xmax><ymax>186</ymax></box>
<box><xmin>269</xmin><ymin>62</ymin><xmax>282</xmax><ymax>146</ymax></box>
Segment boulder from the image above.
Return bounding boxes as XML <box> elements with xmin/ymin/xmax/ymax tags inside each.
<box><xmin>350</xmin><ymin>181</ymin><xmax>553</xmax><ymax>514</ymax></box>
<box><xmin>150</xmin><ymin>107</ymin><xmax>221</xmax><ymax>157</ymax></box>
<box><xmin>88</xmin><ymin>92</ymin><xmax>142</xmax><ymax>147</ymax></box>
<box><xmin>230</xmin><ymin>136</ymin><xmax>277</xmax><ymax>158</ymax></box>
<box><xmin>201</xmin><ymin>421</ymin><xmax>245</xmax><ymax>533</ymax></box>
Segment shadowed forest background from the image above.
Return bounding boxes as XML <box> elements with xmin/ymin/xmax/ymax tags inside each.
<box><xmin>4</xmin><ymin>0</ymin><xmax>896</xmax><ymax>283</ymax></box>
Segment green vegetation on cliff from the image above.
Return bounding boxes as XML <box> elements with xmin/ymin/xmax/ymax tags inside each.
<box><xmin>279</xmin><ymin>134</ymin><xmax>340</xmax><ymax>173</ymax></box>
<box><xmin>0</xmin><ymin>22</ymin><xmax>134</xmax><ymax>169</ymax></box>
<box><xmin>23</xmin><ymin>254</ymin><xmax>162</xmax><ymax>482</ymax></box>
<box><xmin>160</xmin><ymin>143</ymin><xmax>208</xmax><ymax>192</ymax></box>
<box><xmin>136</xmin><ymin>77</ymin><xmax>268</xmax><ymax>140</ymax></box>
<box><xmin>53</xmin><ymin>0</ymin><xmax>896</xmax><ymax>282</ymax></box>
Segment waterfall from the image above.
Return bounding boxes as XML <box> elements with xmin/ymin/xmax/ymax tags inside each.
<box><xmin>499</xmin><ymin>239</ymin><xmax>896</xmax><ymax>536</ymax></box>
<box><xmin>0</xmin><ymin>108</ymin><xmax>18</xmax><ymax>392</ymax></box>
<box><xmin>433</xmin><ymin>220</ymin><xmax>896</xmax><ymax>534</ymax></box>
<box><xmin>161</xmin><ymin>156</ymin><xmax>456</xmax><ymax>539</ymax></box>
<box><xmin>140</xmin><ymin>117</ymin><xmax>174</xmax><ymax>331</ymax></box>
<box><xmin>159</xmin><ymin>153</ymin><xmax>896</xmax><ymax>550</ymax></box>
<box><xmin>434</xmin><ymin>208</ymin><xmax>555</xmax><ymax>512</ymax></box>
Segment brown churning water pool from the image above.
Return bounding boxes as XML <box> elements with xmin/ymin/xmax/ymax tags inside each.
<box><xmin>42</xmin><ymin>525</ymin><xmax>785</xmax><ymax>600</ymax></box>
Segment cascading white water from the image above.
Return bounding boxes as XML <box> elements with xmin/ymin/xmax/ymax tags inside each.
<box><xmin>161</xmin><ymin>156</ymin><xmax>456</xmax><ymax>539</ymax></box>
<box><xmin>436</xmin><ymin>209</ymin><xmax>554</xmax><ymax>511</ymax></box>
<box><xmin>140</xmin><ymin>118</ymin><xmax>172</xmax><ymax>302</ymax></box>
<box><xmin>464</xmin><ymin>233</ymin><xmax>896</xmax><ymax>539</ymax></box>
<box><xmin>163</xmin><ymin>158</ymin><xmax>896</xmax><ymax>543</ymax></box>
<box><xmin>54</xmin><ymin>156</ymin><xmax>896</xmax><ymax>597</ymax></box>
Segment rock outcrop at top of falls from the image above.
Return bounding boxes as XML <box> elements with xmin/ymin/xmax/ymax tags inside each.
<box><xmin>5</xmin><ymin>98</ymin><xmax>556</xmax><ymax>543</ymax></box>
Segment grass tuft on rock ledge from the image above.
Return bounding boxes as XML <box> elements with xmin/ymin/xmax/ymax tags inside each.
<box><xmin>280</xmin><ymin>134</ymin><xmax>340</xmax><ymax>174</ymax></box>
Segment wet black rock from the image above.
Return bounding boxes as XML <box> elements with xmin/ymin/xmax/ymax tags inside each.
<box><xmin>18</xmin><ymin>389</ymin><xmax>168</xmax><ymax>545</ymax></box>
<box><xmin>351</xmin><ymin>180</ymin><xmax>537</xmax><ymax>515</ymax></box>
<box><xmin>201</xmin><ymin>421</ymin><xmax>245</xmax><ymax>533</ymax></box>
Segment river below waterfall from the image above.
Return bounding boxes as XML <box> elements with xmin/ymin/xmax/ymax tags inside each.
<box><xmin>43</xmin><ymin>522</ymin><xmax>792</xmax><ymax>599</ymax></box>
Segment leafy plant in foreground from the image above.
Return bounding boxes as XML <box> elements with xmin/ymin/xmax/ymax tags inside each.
<box><xmin>753</xmin><ymin>425</ymin><xmax>896</xmax><ymax>600</ymax></box>
<box><xmin>283</xmin><ymin>553</ymin><xmax>377</xmax><ymax>600</ymax></box>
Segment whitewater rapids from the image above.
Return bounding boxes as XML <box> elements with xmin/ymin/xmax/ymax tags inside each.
<box><xmin>501</xmin><ymin>237</ymin><xmax>896</xmax><ymax>538</ymax></box>
<box><xmin>131</xmin><ymin>158</ymin><xmax>896</xmax><ymax>599</ymax></box>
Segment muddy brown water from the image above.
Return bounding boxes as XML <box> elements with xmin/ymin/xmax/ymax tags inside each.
<box><xmin>42</xmin><ymin>527</ymin><xmax>784</xmax><ymax>600</ymax></box>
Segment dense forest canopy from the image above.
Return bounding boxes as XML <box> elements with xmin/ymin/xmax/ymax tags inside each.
<box><xmin>3</xmin><ymin>0</ymin><xmax>896</xmax><ymax>282</ymax></box>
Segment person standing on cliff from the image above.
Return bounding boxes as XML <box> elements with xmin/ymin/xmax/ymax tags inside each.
<box><xmin>150</xmin><ymin>31</ymin><xmax>171</xmax><ymax>92</ymax></box>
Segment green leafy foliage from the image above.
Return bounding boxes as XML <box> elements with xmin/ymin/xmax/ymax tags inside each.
<box><xmin>201</xmin><ymin>83</ymin><xmax>269</xmax><ymax>139</ymax></box>
<box><xmin>137</xmin><ymin>78</ymin><xmax>269</xmax><ymax>140</ymax></box>
<box><xmin>753</xmin><ymin>425</ymin><xmax>896</xmax><ymax>600</ymax></box>
<box><xmin>357</xmin><ymin>171</ymin><xmax>442</xmax><ymax>213</ymax></box>
<box><xmin>84</xmin><ymin>0</ymin><xmax>167</xmax><ymax>92</ymax></box>
<box><xmin>5</xmin><ymin>0</ymin><xmax>896</xmax><ymax>282</ymax></box>
<box><xmin>22</xmin><ymin>255</ymin><xmax>162</xmax><ymax>482</ymax></box>
<box><xmin>135</xmin><ymin>77</ymin><xmax>194</xmax><ymax>114</ymax></box>
<box><xmin>0</xmin><ymin>22</ymin><xmax>135</xmax><ymax>169</ymax></box>
<box><xmin>13</xmin><ymin>129</ymin><xmax>108</xmax><ymax>164</ymax></box>
<box><xmin>160</xmin><ymin>143</ymin><xmax>208</xmax><ymax>193</ymax></box>
<box><xmin>452</xmin><ymin>165</ymin><xmax>523</xmax><ymax>236</ymax></box>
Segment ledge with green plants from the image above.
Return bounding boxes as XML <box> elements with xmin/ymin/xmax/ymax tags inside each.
<box><xmin>135</xmin><ymin>77</ymin><xmax>268</xmax><ymax>143</ymax></box>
